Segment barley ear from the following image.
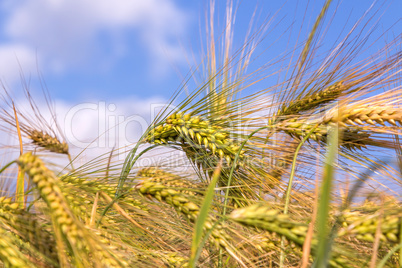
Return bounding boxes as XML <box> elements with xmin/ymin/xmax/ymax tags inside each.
<box><xmin>135</xmin><ymin>178</ymin><xmax>232</xmax><ymax>250</ymax></box>
<box><xmin>229</xmin><ymin>204</ymin><xmax>351</xmax><ymax>267</ymax></box>
<box><xmin>17</xmin><ymin>152</ymin><xmax>126</xmax><ymax>267</ymax></box>
<box><xmin>28</xmin><ymin>130</ymin><xmax>69</xmax><ymax>154</ymax></box>
<box><xmin>279</xmin><ymin>81</ymin><xmax>346</xmax><ymax>117</ymax></box>
<box><xmin>338</xmin><ymin>208</ymin><xmax>401</xmax><ymax>243</ymax></box>
<box><xmin>0</xmin><ymin>196</ymin><xmax>59</xmax><ymax>265</ymax></box>
<box><xmin>0</xmin><ymin>226</ymin><xmax>33</xmax><ymax>267</ymax></box>
<box><xmin>146</xmin><ymin>112</ymin><xmax>245</xmax><ymax>164</ymax></box>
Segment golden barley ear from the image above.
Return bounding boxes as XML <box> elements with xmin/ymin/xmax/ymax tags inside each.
<box><xmin>17</xmin><ymin>152</ymin><xmax>127</xmax><ymax>267</ymax></box>
<box><xmin>0</xmin><ymin>225</ymin><xmax>33</xmax><ymax>267</ymax></box>
<box><xmin>281</xmin><ymin>121</ymin><xmax>382</xmax><ymax>151</ymax></box>
<box><xmin>27</xmin><ymin>130</ymin><xmax>69</xmax><ymax>154</ymax></box>
<box><xmin>279</xmin><ymin>99</ymin><xmax>402</xmax><ymax>151</ymax></box>
<box><xmin>277</xmin><ymin>81</ymin><xmax>347</xmax><ymax>118</ymax></box>
<box><xmin>229</xmin><ymin>204</ymin><xmax>353</xmax><ymax>267</ymax></box>
<box><xmin>324</xmin><ymin>105</ymin><xmax>402</xmax><ymax>127</ymax></box>
<box><xmin>144</xmin><ymin>112</ymin><xmax>261</xmax><ymax>206</ymax></box>
<box><xmin>137</xmin><ymin>167</ymin><xmax>202</xmax><ymax>196</ymax></box>
<box><xmin>338</xmin><ymin>204</ymin><xmax>401</xmax><ymax>243</ymax></box>
<box><xmin>135</xmin><ymin>177</ymin><xmax>232</xmax><ymax>251</ymax></box>
<box><xmin>1</xmin><ymin>83</ymin><xmax>70</xmax><ymax>156</ymax></box>
<box><xmin>0</xmin><ymin>196</ymin><xmax>59</xmax><ymax>266</ymax></box>
<box><xmin>60</xmin><ymin>174</ymin><xmax>148</xmax><ymax>219</ymax></box>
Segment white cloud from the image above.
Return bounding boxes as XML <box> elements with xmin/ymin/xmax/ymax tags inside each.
<box><xmin>54</xmin><ymin>96</ymin><xmax>190</xmax><ymax>172</ymax></box>
<box><xmin>0</xmin><ymin>0</ymin><xmax>194</xmax><ymax>168</ymax></box>
<box><xmin>0</xmin><ymin>92</ymin><xmax>193</xmax><ymax>173</ymax></box>
<box><xmin>0</xmin><ymin>44</ymin><xmax>37</xmax><ymax>82</ymax></box>
<box><xmin>52</xmin><ymin>96</ymin><xmax>173</xmax><ymax>161</ymax></box>
<box><xmin>1</xmin><ymin>0</ymin><xmax>191</xmax><ymax>78</ymax></box>
<box><xmin>58</xmin><ymin>97</ymin><xmax>162</xmax><ymax>148</ymax></box>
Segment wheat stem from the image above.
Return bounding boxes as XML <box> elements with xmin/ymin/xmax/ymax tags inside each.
<box><xmin>280</xmin><ymin>124</ymin><xmax>318</xmax><ymax>267</ymax></box>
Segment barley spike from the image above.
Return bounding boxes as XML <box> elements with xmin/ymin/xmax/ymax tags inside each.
<box><xmin>135</xmin><ymin>178</ymin><xmax>231</xmax><ymax>250</ymax></box>
<box><xmin>279</xmin><ymin>81</ymin><xmax>347</xmax><ymax>117</ymax></box>
<box><xmin>17</xmin><ymin>152</ymin><xmax>126</xmax><ymax>267</ymax></box>
<box><xmin>28</xmin><ymin>130</ymin><xmax>69</xmax><ymax>154</ymax></box>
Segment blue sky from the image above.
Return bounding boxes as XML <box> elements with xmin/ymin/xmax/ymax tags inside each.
<box><xmin>0</xmin><ymin>0</ymin><xmax>401</xmax><ymax>158</ymax></box>
<box><xmin>0</xmin><ymin>0</ymin><xmax>400</xmax><ymax>103</ymax></box>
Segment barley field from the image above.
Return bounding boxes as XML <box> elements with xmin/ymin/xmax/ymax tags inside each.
<box><xmin>0</xmin><ymin>0</ymin><xmax>402</xmax><ymax>267</ymax></box>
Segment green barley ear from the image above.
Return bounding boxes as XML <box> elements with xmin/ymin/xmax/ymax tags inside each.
<box><xmin>61</xmin><ymin>174</ymin><xmax>147</xmax><ymax>208</ymax></box>
<box><xmin>144</xmin><ymin>251</ymin><xmax>189</xmax><ymax>268</ymax></box>
<box><xmin>145</xmin><ymin>112</ymin><xmax>245</xmax><ymax>165</ymax></box>
<box><xmin>229</xmin><ymin>204</ymin><xmax>308</xmax><ymax>247</ymax></box>
<box><xmin>165</xmin><ymin>252</ymin><xmax>188</xmax><ymax>267</ymax></box>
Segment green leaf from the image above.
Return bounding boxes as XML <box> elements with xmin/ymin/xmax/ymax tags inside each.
<box><xmin>189</xmin><ymin>161</ymin><xmax>222</xmax><ymax>268</ymax></box>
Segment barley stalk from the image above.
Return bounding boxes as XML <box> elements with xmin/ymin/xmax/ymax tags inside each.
<box><xmin>266</xmin><ymin>141</ymin><xmax>298</xmax><ymax>181</ymax></box>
